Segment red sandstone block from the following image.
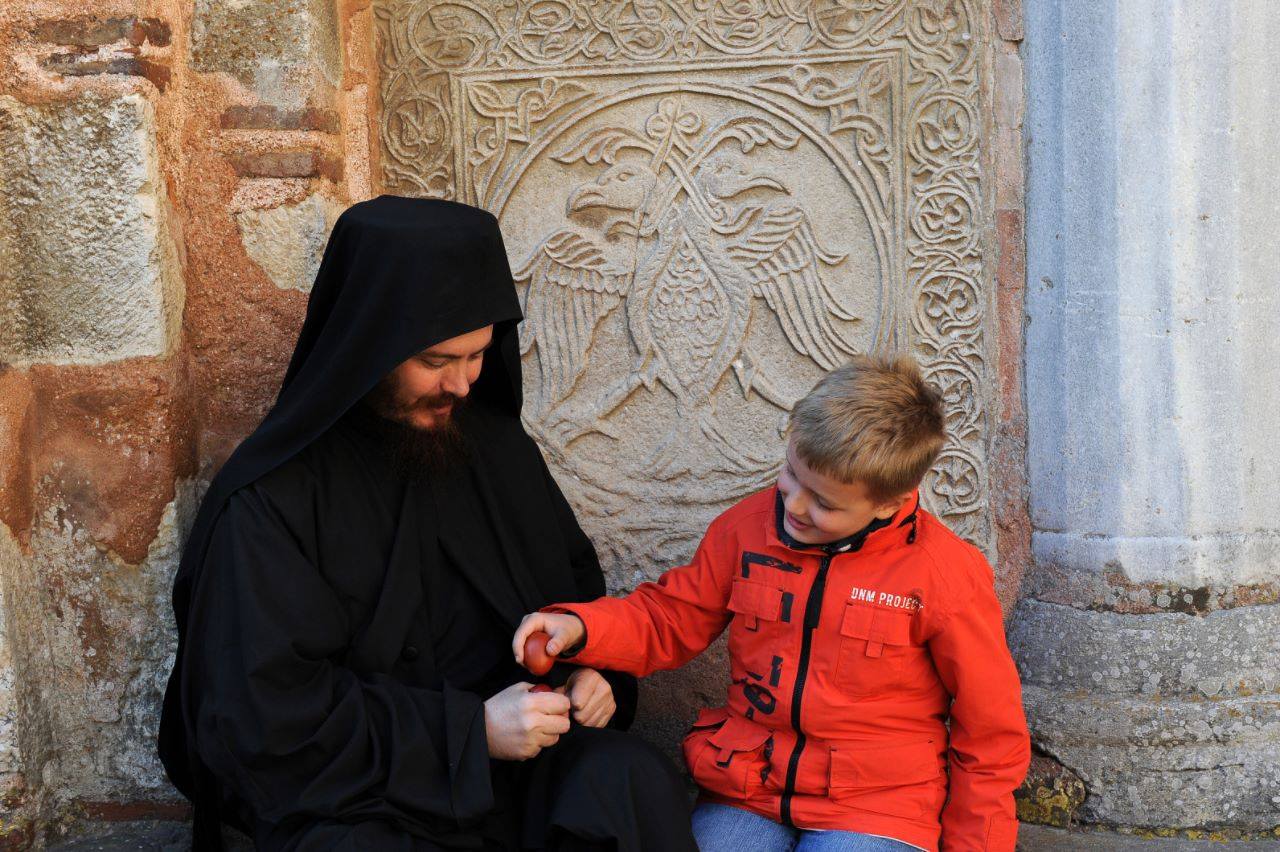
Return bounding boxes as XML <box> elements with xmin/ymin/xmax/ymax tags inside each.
<box><xmin>995</xmin><ymin>208</ymin><xmax>1026</xmax><ymax>425</ymax></box>
<box><xmin>26</xmin><ymin>361</ymin><xmax>194</xmax><ymax>565</ymax></box>
<box><xmin>993</xmin><ymin>0</ymin><xmax>1024</xmax><ymax>42</ymax></box>
<box><xmin>227</xmin><ymin>150</ymin><xmax>344</xmax><ymax>181</ymax></box>
<box><xmin>42</xmin><ymin>54</ymin><xmax>171</xmax><ymax>90</ymax></box>
<box><xmin>32</xmin><ymin>16</ymin><xmax>170</xmax><ymax>48</ymax></box>
<box><xmin>220</xmin><ymin>105</ymin><xmax>341</xmax><ymax>133</ymax></box>
<box><xmin>0</xmin><ymin>369</ymin><xmax>34</xmax><ymax>548</ymax></box>
<box><xmin>139</xmin><ymin>18</ymin><xmax>172</xmax><ymax>47</ymax></box>
<box><xmin>76</xmin><ymin>800</ymin><xmax>193</xmax><ymax>822</ymax></box>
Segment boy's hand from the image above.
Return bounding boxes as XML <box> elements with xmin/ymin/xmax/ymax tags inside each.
<box><xmin>513</xmin><ymin>611</ymin><xmax>586</xmax><ymax>665</ymax></box>
<box><xmin>483</xmin><ymin>682</ymin><xmax>572</xmax><ymax>761</ymax></box>
<box><xmin>557</xmin><ymin>668</ymin><xmax>615</xmax><ymax>728</ymax></box>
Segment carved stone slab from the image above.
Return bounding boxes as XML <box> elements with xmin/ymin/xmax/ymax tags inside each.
<box><xmin>373</xmin><ymin>0</ymin><xmax>992</xmax><ymax>579</ymax></box>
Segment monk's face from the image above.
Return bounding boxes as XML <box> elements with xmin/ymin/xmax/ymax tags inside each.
<box><xmin>370</xmin><ymin>325</ymin><xmax>494</xmax><ymax>431</ymax></box>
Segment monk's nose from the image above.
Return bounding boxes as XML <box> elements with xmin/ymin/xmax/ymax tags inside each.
<box><xmin>441</xmin><ymin>363</ymin><xmax>471</xmax><ymax>398</ymax></box>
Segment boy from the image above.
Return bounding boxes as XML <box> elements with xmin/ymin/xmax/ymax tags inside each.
<box><xmin>513</xmin><ymin>355</ymin><xmax>1030</xmax><ymax>851</ymax></box>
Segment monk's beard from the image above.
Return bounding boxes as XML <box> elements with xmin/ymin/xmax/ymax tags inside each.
<box><xmin>357</xmin><ymin>380</ymin><xmax>470</xmax><ymax>477</ymax></box>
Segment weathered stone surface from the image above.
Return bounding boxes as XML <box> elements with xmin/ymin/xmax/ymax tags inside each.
<box><xmin>1018</xmin><ymin>825</ymin><xmax>1280</xmax><ymax>850</ymax></box>
<box><xmin>1024</xmin><ymin>0</ymin><xmax>1280</xmax><ymax>590</ymax></box>
<box><xmin>375</xmin><ymin>0</ymin><xmax>1002</xmax><ymax>751</ymax></box>
<box><xmin>44</xmin><ymin>819</ymin><xmax>189</xmax><ymax>851</ymax></box>
<box><xmin>1019</xmin><ymin>687</ymin><xmax>1280</xmax><ymax>829</ymax></box>
<box><xmin>191</xmin><ymin>0</ymin><xmax>339</xmax><ymax>107</ymax></box>
<box><xmin>1022</xmin><ymin>564</ymin><xmax>1280</xmax><ymax>616</ymax></box>
<box><xmin>1012</xmin><ymin>603</ymin><xmax>1280</xmax><ymax>824</ymax></box>
<box><xmin>22</xmin><ymin>362</ymin><xmax>195</xmax><ymax>566</ymax></box>
<box><xmin>1011</xmin><ymin>599</ymin><xmax>1279</xmax><ymax>699</ymax></box>
<box><xmin>0</xmin><ymin>356</ymin><xmax>199</xmax><ymax>816</ymax></box>
<box><xmin>0</xmin><ymin>592</ymin><xmax>18</xmax><ymax>788</ymax></box>
<box><xmin>0</xmin><ymin>369</ymin><xmax>34</xmax><ymax>550</ymax></box>
<box><xmin>1011</xmin><ymin>603</ymin><xmax>1280</xmax><ymax>827</ymax></box>
<box><xmin>993</xmin><ymin>206</ymin><xmax>1029</xmax><ymax>608</ymax></box>
<box><xmin>235</xmin><ymin>192</ymin><xmax>345</xmax><ymax>293</ymax></box>
<box><xmin>993</xmin><ymin>0</ymin><xmax>1024</xmax><ymax>43</ymax></box>
<box><xmin>0</xmin><ymin>92</ymin><xmax>182</xmax><ymax>367</ymax></box>
<box><xmin>0</xmin><ymin>479</ymin><xmax>202</xmax><ymax>814</ymax></box>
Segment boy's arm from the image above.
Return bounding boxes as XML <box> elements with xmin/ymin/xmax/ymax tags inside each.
<box><xmin>543</xmin><ymin>518</ymin><xmax>737</xmax><ymax>678</ymax></box>
<box><xmin>535</xmin><ymin>446</ymin><xmax>638</xmax><ymax>730</ymax></box>
<box><xmin>927</xmin><ymin>546</ymin><xmax>1031</xmax><ymax>852</ymax></box>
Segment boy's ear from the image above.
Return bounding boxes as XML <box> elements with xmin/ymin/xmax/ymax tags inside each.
<box><xmin>873</xmin><ymin>491</ymin><xmax>914</xmax><ymax>520</ymax></box>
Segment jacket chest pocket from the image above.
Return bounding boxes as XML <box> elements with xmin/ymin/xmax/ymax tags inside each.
<box><xmin>727</xmin><ymin>577</ymin><xmax>795</xmax><ymax>720</ymax></box>
<box><xmin>728</xmin><ymin>576</ymin><xmax>794</xmax><ymax>665</ymax></box>
<box><xmin>834</xmin><ymin>602</ymin><xmax>918</xmax><ymax>697</ymax></box>
<box><xmin>727</xmin><ymin>577</ymin><xmax>795</xmax><ymax>631</ymax></box>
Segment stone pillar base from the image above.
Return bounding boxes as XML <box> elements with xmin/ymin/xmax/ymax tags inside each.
<box><xmin>1011</xmin><ymin>600</ymin><xmax>1280</xmax><ymax>828</ymax></box>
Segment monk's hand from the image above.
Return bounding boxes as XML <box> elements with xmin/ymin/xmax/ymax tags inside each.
<box><xmin>559</xmin><ymin>668</ymin><xmax>616</xmax><ymax>728</ymax></box>
<box><xmin>512</xmin><ymin>611</ymin><xmax>586</xmax><ymax>666</ymax></box>
<box><xmin>484</xmin><ymin>682</ymin><xmax>572</xmax><ymax>761</ymax></box>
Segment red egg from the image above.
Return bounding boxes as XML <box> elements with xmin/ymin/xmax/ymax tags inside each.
<box><xmin>523</xmin><ymin>631</ymin><xmax>555</xmax><ymax>676</ymax></box>
<box><xmin>530</xmin><ymin>684</ymin><xmax>553</xmax><ymax>694</ymax></box>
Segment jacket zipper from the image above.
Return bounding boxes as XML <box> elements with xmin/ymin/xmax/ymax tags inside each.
<box><xmin>779</xmin><ymin>551</ymin><xmax>833</xmax><ymax>827</ymax></box>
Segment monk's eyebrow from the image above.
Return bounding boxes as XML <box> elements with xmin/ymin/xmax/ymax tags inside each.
<box><xmin>419</xmin><ymin>338</ymin><xmax>495</xmax><ymax>361</ymax></box>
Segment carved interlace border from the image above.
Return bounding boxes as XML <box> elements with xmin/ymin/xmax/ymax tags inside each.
<box><xmin>373</xmin><ymin>0</ymin><xmax>990</xmax><ymax>548</ymax></box>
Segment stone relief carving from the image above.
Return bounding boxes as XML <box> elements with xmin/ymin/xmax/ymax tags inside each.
<box><xmin>374</xmin><ymin>0</ymin><xmax>990</xmax><ymax>568</ymax></box>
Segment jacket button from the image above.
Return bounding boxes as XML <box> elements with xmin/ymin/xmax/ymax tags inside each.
<box><xmin>400</xmin><ymin>645</ymin><xmax>419</xmax><ymax>662</ymax></box>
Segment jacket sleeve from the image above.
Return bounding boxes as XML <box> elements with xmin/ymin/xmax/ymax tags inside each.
<box><xmin>187</xmin><ymin>487</ymin><xmax>494</xmax><ymax>827</ymax></box>
<box><xmin>537</xmin><ymin>452</ymin><xmax>639</xmax><ymax>730</ymax></box>
<box><xmin>545</xmin><ymin>516</ymin><xmax>736</xmax><ymax>678</ymax></box>
<box><xmin>927</xmin><ymin>545</ymin><xmax>1031</xmax><ymax>851</ymax></box>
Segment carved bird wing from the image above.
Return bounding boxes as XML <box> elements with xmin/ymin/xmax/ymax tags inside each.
<box><xmin>514</xmin><ymin>231</ymin><xmax>628</xmax><ymax>410</ymax></box>
<box><xmin>728</xmin><ymin>206</ymin><xmax>859</xmax><ymax>370</ymax></box>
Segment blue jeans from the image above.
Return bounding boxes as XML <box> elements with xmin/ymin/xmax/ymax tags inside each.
<box><xmin>691</xmin><ymin>803</ymin><xmax>920</xmax><ymax>852</ymax></box>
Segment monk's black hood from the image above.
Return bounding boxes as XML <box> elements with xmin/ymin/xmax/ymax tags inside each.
<box><xmin>241</xmin><ymin>193</ymin><xmax>523</xmax><ymax>496</ymax></box>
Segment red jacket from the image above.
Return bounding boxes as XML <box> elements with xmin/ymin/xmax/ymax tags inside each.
<box><xmin>546</xmin><ymin>487</ymin><xmax>1029</xmax><ymax>852</ymax></box>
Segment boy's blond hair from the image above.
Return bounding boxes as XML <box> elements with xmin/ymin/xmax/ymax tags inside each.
<box><xmin>790</xmin><ymin>354</ymin><xmax>946</xmax><ymax>502</ymax></box>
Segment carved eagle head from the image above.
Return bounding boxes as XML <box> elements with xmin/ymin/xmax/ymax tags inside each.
<box><xmin>697</xmin><ymin>153</ymin><xmax>786</xmax><ymax>200</ymax></box>
<box><xmin>567</xmin><ymin>162</ymin><xmax>658</xmax><ymax>217</ymax></box>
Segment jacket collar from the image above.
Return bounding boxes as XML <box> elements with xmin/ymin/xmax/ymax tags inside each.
<box><xmin>767</xmin><ymin>487</ymin><xmax>921</xmax><ymax>555</ymax></box>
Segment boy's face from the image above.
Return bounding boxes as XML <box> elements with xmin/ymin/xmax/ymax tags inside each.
<box><xmin>777</xmin><ymin>440</ymin><xmax>911</xmax><ymax>545</ymax></box>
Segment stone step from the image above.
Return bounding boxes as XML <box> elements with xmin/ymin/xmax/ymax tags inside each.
<box><xmin>39</xmin><ymin>820</ymin><xmax>1280</xmax><ymax>851</ymax></box>
<box><xmin>1019</xmin><ymin>825</ymin><xmax>1280</xmax><ymax>850</ymax></box>
<box><xmin>41</xmin><ymin>820</ymin><xmax>252</xmax><ymax>851</ymax></box>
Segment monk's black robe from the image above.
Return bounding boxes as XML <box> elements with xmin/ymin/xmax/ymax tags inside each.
<box><xmin>157</xmin><ymin>196</ymin><xmax>696</xmax><ymax>851</ymax></box>
<box><xmin>187</xmin><ymin>403</ymin><xmax>692</xmax><ymax>851</ymax></box>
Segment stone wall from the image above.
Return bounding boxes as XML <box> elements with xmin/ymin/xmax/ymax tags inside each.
<box><xmin>0</xmin><ymin>0</ymin><xmax>377</xmax><ymax>844</ymax></box>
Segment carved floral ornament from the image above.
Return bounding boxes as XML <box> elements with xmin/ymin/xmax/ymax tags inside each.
<box><xmin>374</xmin><ymin>0</ymin><xmax>990</xmax><ymax>554</ymax></box>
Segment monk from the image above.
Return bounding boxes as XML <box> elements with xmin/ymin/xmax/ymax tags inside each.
<box><xmin>157</xmin><ymin>195</ymin><xmax>696</xmax><ymax>852</ymax></box>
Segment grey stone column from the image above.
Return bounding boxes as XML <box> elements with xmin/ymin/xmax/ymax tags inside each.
<box><xmin>1015</xmin><ymin>0</ymin><xmax>1280</xmax><ymax>830</ymax></box>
